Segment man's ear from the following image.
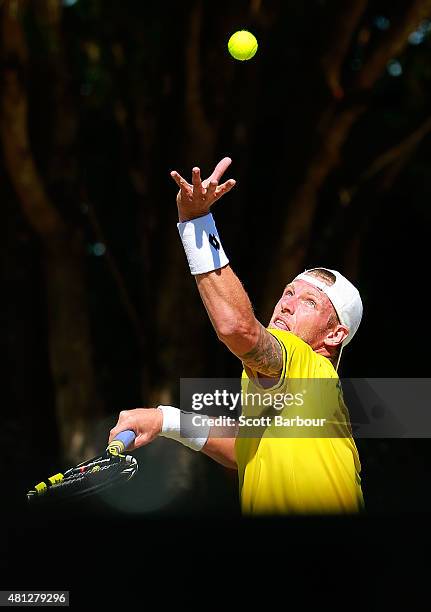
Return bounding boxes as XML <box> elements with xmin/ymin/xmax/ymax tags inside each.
<box><xmin>324</xmin><ymin>324</ymin><xmax>349</xmax><ymax>348</ymax></box>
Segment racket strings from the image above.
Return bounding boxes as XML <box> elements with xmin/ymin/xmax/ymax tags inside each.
<box><xmin>53</xmin><ymin>461</ymin><xmax>129</xmax><ymax>494</ymax></box>
<box><xmin>63</xmin><ymin>454</ymin><xmax>121</xmax><ymax>477</ymax></box>
<box><xmin>27</xmin><ymin>453</ymin><xmax>138</xmax><ymax>502</ymax></box>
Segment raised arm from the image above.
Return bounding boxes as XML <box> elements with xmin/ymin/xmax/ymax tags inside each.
<box><xmin>170</xmin><ymin>158</ymin><xmax>283</xmax><ymax>379</ymax></box>
<box><xmin>195</xmin><ymin>266</ymin><xmax>282</xmax><ymax>377</ymax></box>
<box><xmin>106</xmin><ymin>160</ymin><xmax>283</xmax><ymax>473</ymax></box>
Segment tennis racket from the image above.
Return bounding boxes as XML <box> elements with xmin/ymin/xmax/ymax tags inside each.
<box><xmin>26</xmin><ymin>430</ymin><xmax>137</xmax><ymax>504</ymax></box>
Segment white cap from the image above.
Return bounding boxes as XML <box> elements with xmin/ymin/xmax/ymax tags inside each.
<box><xmin>294</xmin><ymin>268</ymin><xmax>363</xmax><ymax>348</ymax></box>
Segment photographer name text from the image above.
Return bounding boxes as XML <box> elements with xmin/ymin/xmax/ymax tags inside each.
<box><xmin>190</xmin><ymin>415</ymin><xmax>327</xmax><ymax>428</ymax></box>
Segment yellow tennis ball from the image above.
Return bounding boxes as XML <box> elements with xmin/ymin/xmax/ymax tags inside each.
<box><xmin>228</xmin><ymin>30</ymin><xmax>258</xmax><ymax>61</ymax></box>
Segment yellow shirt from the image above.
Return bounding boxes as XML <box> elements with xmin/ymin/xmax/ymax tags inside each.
<box><xmin>235</xmin><ymin>328</ymin><xmax>364</xmax><ymax>515</ymax></box>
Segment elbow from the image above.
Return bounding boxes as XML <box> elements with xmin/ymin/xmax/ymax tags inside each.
<box><xmin>216</xmin><ymin>317</ymin><xmax>259</xmax><ymax>352</ymax></box>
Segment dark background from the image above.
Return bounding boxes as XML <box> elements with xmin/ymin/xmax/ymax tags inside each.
<box><xmin>1</xmin><ymin>0</ymin><xmax>431</xmax><ymax>598</ymax></box>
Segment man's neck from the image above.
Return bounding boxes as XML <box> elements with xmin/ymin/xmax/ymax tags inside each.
<box><xmin>314</xmin><ymin>345</ymin><xmax>337</xmax><ymax>368</ymax></box>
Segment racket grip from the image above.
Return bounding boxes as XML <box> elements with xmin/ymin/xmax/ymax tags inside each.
<box><xmin>107</xmin><ymin>429</ymin><xmax>136</xmax><ymax>454</ymax></box>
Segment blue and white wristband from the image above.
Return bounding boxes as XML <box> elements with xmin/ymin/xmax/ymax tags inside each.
<box><xmin>177</xmin><ymin>213</ymin><xmax>229</xmax><ymax>275</ymax></box>
<box><xmin>158</xmin><ymin>405</ymin><xmax>210</xmax><ymax>452</ymax></box>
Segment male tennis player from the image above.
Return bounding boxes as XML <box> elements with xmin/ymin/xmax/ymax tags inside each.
<box><xmin>109</xmin><ymin>157</ymin><xmax>364</xmax><ymax>514</ymax></box>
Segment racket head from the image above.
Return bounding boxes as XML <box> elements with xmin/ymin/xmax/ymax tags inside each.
<box><xmin>26</xmin><ymin>449</ymin><xmax>138</xmax><ymax>505</ymax></box>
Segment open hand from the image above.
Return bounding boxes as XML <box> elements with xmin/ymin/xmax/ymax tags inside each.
<box><xmin>170</xmin><ymin>157</ymin><xmax>236</xmax><ymax>222</ymax></box>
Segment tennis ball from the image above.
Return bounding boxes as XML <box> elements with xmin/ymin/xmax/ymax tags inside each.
<box><xmin>228</xmin><ymin>30</ymin><xmax>258</xmax><ymax>61</ymax></box>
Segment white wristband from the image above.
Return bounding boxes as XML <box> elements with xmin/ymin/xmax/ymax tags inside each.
<box><xmin>158</xmin><ymin>405</ymin><xmax>210</xmax><ymax>452</ymax></box>
<box><xmin>177</xmin><ymin>213</ymin><xmax>229</xmax><ymax>275</ymax></box>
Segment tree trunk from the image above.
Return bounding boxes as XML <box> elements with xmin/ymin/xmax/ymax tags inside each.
<box><xmin>154</xmin><ymin>0</ymin><xmax>219</xmax><ymax>398</ymax></box>
<box><xmin>43</xmin><ymin>234</ymin><xmax>102</xmax><ymax>461</ymax></box>
<box><xmin>0</xmin><ymin>0</ymin><xmax>102</xmax><ymax>462</ymax></box>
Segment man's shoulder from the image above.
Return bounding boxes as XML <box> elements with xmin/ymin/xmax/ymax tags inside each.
<box><xmin>266</xmin><ymin>328</ymin><xmax>312</xmax><ymax>354</ymax></box>
<box><xmin>267</xmin><ymin>328</ymin><xmax>337</xmax><ymax>378</ymax></box>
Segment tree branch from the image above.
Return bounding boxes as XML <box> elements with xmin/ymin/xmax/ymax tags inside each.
<box><xmin>185</xmin><ymin>0</ymin><xmax>214</xmax><ymax>167</ymax></box>
<box><xmin>340</xmin><ymin>113</ymin><xmax>431</xmax><ymax>203</ymax></box>
<box><xmin>320</xmin><ymin>0</ymin><xmax>368</xmax><ymax>99</ymax></box>
<box><xmin>261</xmin><ymin>1</ymin><xmax>431</xmax><ymax>317</ymax></box>
<box><xmin>354</xmin><ymin>0</ymin><xmax>431</xmax><ymax>91</ymax></box>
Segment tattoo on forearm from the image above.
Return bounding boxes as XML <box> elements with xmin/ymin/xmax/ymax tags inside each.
<box><xmin>240</xmin><ymin>324</ymin><xmax>283</xmax><ymax>377</ymax></box>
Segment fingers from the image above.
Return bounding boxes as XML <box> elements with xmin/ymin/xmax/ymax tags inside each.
<box><xmin>170</xmin><ymin>161</ymin><xmax>235</xmax><ymax>206</ymax></box>
<box><xmin>108</xmin><ymin>409</ymin><xmax>134</xmax><ymax>444</ymax></box>
<box><xmin>171</xmin><ymin>171</ymin><xmax>192</xmax><ymax>200</ymax></box>
<box><xmin>206</xmin><ymin>179</ymin><xmax>218</xmax><ymax>199</ymax></box>
<box><xmin>108</xmin><ymin>407</ymin><xmax>163</xmax><ymax>450</ymax></box>
<box><xmin>172</xmin><ymin>158</ymin><xmax>233</xmax><ymax>189</ymax></box>
<box><xmin>208</xmin><ymin>157</ymin><xmax>232</xmax><ymax>183</ymax></box>
<box><xmin>180</xmin><ymin>179</ymin><xmax>192</xmax><ymax>203</ymax></box>
<box><xmin>192</xmin><ymin>167</ymin><xmax>206</xmax><ymax>199</ymax></box>
<box><xmin>108</xmin><ymin>425</ymin><xmax>124</xmax><ymax>444</ymax></box>
<box><xmin>170</xmin><ymin>168</ymin><xmax>203</xmax><ymax>200</ymax></box>
<box><xmin>213</xmin><ymin>179</ymin><xmax>236</xmax><ymax>201</ymax></box>
<box><xmin>170</xmin><ymin>170</ymin><xmax>184</xmax><ymax>188</ymax></box>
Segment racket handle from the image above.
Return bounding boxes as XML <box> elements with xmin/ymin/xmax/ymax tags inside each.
<box><xmin>107</xmin><ymin>429</ymin><xmax>136</xmax><ymax>454</ymax></box>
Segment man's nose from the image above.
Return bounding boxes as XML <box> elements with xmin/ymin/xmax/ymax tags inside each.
<box><xmin>280</xmin><ymin>295</ymin><xmax>295</xmax><ymax>314</ymax></box>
